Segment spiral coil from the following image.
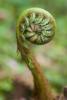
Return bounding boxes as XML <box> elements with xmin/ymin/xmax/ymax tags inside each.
<box><xmin>17</xmin><ymin>8</ymin><xmax>56</xmax><ymax>44</ymax></box>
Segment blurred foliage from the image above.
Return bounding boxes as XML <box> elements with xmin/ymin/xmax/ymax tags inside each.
<box><xmin>0</xmin><ymin>0</ymin><xmax>67</xmax><ymax>99</ymax></box>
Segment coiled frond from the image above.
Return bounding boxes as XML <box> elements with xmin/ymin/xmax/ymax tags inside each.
<box><xmin>17</xmin><ymin>8</ymin><xmax>56</xmax><ymax>44</ymax></box>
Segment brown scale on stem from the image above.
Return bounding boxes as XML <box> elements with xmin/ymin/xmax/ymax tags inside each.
<box><xmin>16</xmin><ymin>8</ymin><xmax>56</xmax><ymax>100</ymax></box>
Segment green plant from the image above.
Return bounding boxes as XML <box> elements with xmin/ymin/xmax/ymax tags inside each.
<box><xmin>16</xmin><ymin>8</ymin><xmax>56</xmax><ymax>100</ymax></box>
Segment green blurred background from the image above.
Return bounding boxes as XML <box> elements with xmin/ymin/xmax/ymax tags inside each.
<box><xmin>0</xmin><ymin>0</ymin><xmax>67</xmax><ymax>99</ymax></box>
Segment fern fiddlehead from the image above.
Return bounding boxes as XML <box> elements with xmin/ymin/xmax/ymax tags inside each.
<box><xmin>16</xmin><ymin>8</ymin><xmax>56</xmax><ymax>100</ymax></box>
